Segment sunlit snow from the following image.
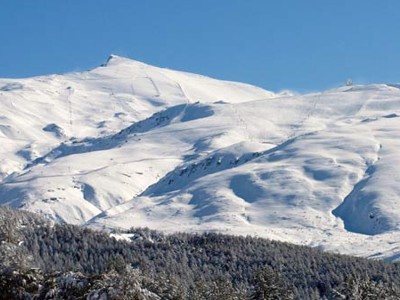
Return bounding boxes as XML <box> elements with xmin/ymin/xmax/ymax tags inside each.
<box><xmin>1</xmin><ymin>55</ymin><xmax>400</xmax><ymax>260</ymax></box>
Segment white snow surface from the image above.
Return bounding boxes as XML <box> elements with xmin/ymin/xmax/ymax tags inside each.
<box><xmin>2</xmin><ymin>55</ymin><xmax>400</xmax><ymax>260</ymax></box>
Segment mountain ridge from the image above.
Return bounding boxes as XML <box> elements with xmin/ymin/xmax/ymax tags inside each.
<box><xmin>1</xmin><ymin>56</ymin><xmax>400</xmax><ymax>260</ymax></box>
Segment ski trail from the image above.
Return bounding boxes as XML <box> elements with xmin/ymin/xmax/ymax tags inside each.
<box><xmin>287</xmin><ymin>94</ymin><xmax>319</xmax><ymax>140</ymax></box>
<box><xmin>356</xmin><ymin>95</ymin><xmax>373</xmax><ymax>118</ymax></box>
<box><xmin>146</xmin><ymin>76</ymin><xmax>161</xmax><ymax>98</ymax></box>
<box><xmin>156</xmin><ymin>70</ymin><xmax>193</xmax><ymax>104</ymax></box>
<box><xmin>176</xmin><ymin>81</ymin><xmax>192</xmax><ymax>104</ymax></box>
<box><xmin>230</xmin><ymin>104</ymin><xmax>253</xmax><ymax>141</ymax></box>
<box><xmin>130</xmin><ymin>74</ymin><xmax>138</xmax><ymax>96</ymax></box>
<box><xmin>4</xmin><ymin>156</ymin><xmax>181</xmax><ymax>185</ymax></box>
<box><xmin>154</xmin><ymin>70</ymin><xmax>195</xmax><ymax>123</ymax></box>
<box><xmin>64</xmin><ymin>85</ymin><xmax>74</xmax><ymax>136</ymax></box>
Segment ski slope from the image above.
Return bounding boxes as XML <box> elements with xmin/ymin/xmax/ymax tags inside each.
<box><xmin>1</xmin><ymin>55</ymin><xmax>400</xmax><ymax>260</ymax></box>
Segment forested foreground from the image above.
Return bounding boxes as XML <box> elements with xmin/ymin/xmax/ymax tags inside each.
<box><xmin>1</xmin><ymin>207</ymin><xmax>400</xmax><ymax>299</ymax></box>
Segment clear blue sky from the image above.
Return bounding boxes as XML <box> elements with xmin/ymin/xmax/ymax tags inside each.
<box><xmin>1</xmin><ymin>0</ymin><xmax>400</xmax><ymax>92</ymax></box>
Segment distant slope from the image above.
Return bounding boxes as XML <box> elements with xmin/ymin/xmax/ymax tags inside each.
<box><xmin>1</xmin><ymin>56</ymin><xmax>400</xmax><ymax>260</ymax></box>
<box><xmin>0</xmin><ymin>54</ymin><xmax>274</xmax><ymax>180</ymax></box>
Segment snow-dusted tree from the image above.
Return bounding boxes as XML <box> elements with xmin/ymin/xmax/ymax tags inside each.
<box><xmin>250</xmin><ymin>266</ymin><xmax>293</xmax><ymax>300</ymax></box>
<box><xmin>87</xmin><ymin>267</ymin><xmax>160</xmax><ymax>300</ymax></box>
<box><xmin>330</xmin><ymin>276</ymin><xmax>400</xmax><ymax>300</ymax></box>
<box><xmin>191</xmin><ymin>276</ymin><xmax>245</xmax><ymax>300</ymax></box>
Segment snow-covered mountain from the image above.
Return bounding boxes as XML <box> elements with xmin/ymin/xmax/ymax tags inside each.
<box><xmin>2</xmin><ymin>55</ymin><xmax>400</xmax><ymax>260</ymax></box>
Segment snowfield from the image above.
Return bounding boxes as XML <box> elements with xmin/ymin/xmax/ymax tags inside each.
<box><xmin>2</xmin><ymin>55</ymin><xmax>400</xmax><ymax>260</ymax></box>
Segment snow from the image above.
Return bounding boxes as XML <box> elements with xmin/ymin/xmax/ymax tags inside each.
<box><xmin>1</xmin><ymin>56</ymin><xmax>400</xmax><ymax>260</ymax></box>
<box><xmin>109</xmin><ymin>233</ymin><xmax>137</xmax><ymax>243</ymax></box>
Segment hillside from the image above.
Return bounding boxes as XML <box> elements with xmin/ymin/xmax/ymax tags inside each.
<box><xmin>1</xmin><ymin>206</ymin><xmax>400</xmax><ymax>299</ymax></box>
<box><xmin>1</xmin><ymin>56</ymin><xmax>400</xmax><ymax>260</ymax></box>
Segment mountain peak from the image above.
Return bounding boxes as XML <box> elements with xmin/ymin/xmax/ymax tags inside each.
<box><xmin>4</xmin><ymin>55</ymin><xmax>400</xmax><ymax>261</ymax></box>
<box><xmin>102</xmin><ymin>54</ymin><xmax>132</xmax><ymax>67</ymax></box>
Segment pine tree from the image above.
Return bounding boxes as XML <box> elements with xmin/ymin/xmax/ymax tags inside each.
<box><xmin>251</xmin><ymin>266</ymin><xmax>293</xmax><ymax>300</ymax></box>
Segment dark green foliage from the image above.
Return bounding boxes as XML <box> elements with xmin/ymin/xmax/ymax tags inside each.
<box><xmin>0</xmin><ymin>268</ymin><xmax>43</xmax><ymax>300</ymax></box>
<box><xmin>1</xmin><ymin>206</ymin><xmax>400</xmax><ymax>299</ymax></box>
<box><xmin>329</xmin><ymin>276</ymin><xmax>400</xmax><ymax>299</ymax></box>
<box><xmin>251</xmin><ymin>266</ymin><xmax>293</xmax><ymax>300</ymax></box>
<box><xmin>190</xmin><ymin>276</ymin><xmax>246</xmax><ymax>300</ymax></box>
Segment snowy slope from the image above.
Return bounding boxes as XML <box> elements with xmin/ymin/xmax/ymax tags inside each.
<box><xmin>1</xmin><ymin>56</ymin><xmax>400</xmax><ymax>260</ymax></box>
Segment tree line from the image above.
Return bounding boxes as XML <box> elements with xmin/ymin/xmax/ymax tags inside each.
<box><xmin>0</xmin><ymin>206</ymin><xmax>399</xmax><ymax>299</ymax></box>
